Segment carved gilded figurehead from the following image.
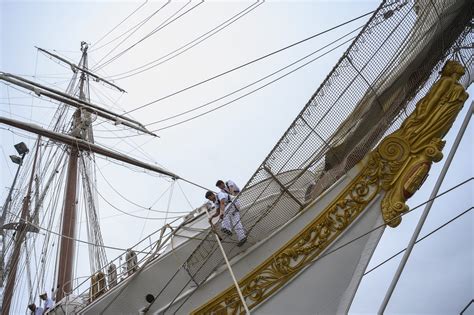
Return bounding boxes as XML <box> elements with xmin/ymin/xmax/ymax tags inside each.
<box><xmin>375</xmin><ymin>59</ymin><xmax>468</xmax><ymax>227</ymax></box>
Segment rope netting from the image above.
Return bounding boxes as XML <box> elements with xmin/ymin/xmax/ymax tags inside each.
<box><xmin>152</xmin><ymin>0</ymin><xmax>473</xmax><ymax>313</ymax></box>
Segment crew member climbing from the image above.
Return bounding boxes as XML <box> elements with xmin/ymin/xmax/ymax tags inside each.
<box><xmin>205</xmin><ymin>189</ymin><xmax>247</xmax><ymax>247</ymax></box>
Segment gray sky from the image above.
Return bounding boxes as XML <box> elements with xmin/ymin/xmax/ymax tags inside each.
<box><xmin>1</xmin><ymin>1</ymin><xmax>472</xmax><ymax>314</ymax></box>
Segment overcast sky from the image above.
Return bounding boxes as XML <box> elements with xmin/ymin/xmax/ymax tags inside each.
<box><xmin>1</xmin><ymin>1</ymin><xmax>472</xmax><ymax>314</ymax></box>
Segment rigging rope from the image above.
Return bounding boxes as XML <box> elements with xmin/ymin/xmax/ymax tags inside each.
<box><xmin>92</xmin><ymin>1</ymin><xmax>171</xmax><ymax>69</ymax></box>
<box><xmin>148</xmin><ymin>31</ymin><xmax>359</xmax><ymax>132</ymax></box>
<box><xmin>177</xmin><ymin>180</ymin><xmax>195</xmax><ymax>211</ymax></box>
<box><xmin>37</xmin><ymin>151</ymin><xmax>68</xmax><ymax>298</ymax></box>
<box><xmin>138</xmin><ymin>181</ymin><xmax>174</xmax><ymax>241</ymax></box>
<box><xmin>92</xmin><ymin>0</ymin><xmax>149</xmax><ymax>49</ymax></box>
<box><xmin>148</xmin><ymin>183</ymin><xmax>172</xmax><ymax>209</ymax></box>
<box><xmin>123</xmin><ymin>8</ymin><xmax>378</xmax><ymax>115</ymax></box>
<box><xmin>164</xmin><ymin>180</ymin><xmax>175</xmax><ymax>225</ymax></box>
<box><xmin>91</xmin><ymin>175</ymin><xmax>186</xmax><ymax>220</ymax></box>
<box><xmin>90</xmin><ymin>1</ymin><xmax>156</xmax><ymax>53</ymax></box>
<box><xmin>80</xmin><ymin>154</ymin><xmax>108</xmax><ymax>272</ymax></box>
<box><xmin>94</xmin><ymin>1</ymin><xmax>204</xmax><ymax>72</ymax></box>
<box><xmin>95</xmin><ymin>187</ymin><xmax>185</xmax><ymax>220</ymax></box>
<box><xmin>88</xmin><ymin>83</ymin><xmax>125</xmax><ymax>115</ymax></box>
<box><xmin>2</xmin><ymin>205</ymin><xmax>168</xmax><ymax>251</ymax></box>
<box><xmin>24</xmin><ymin>239</ymin><xmax>34</xmax><ymax>301</ymax></box>
<box><xmin>91</xmin><ymin>157</ymin><xmax>190</xmax><ymax>215</ymax></box>
<box><xmin>363</xmin><ymin>206</ymin><xmax>473</xmax><ymax>276</ymax></box>
<box><xmin>1</xmin><ymin>146</ymin><xmax>14</xmax><ymax>176</ymax></box>
<box><xmin>105</xmin><ymin>1</ymin><xmax>264</xmax><ymax>80</ymax></box>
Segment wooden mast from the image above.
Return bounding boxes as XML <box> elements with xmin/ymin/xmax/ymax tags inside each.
<box><xmin>1</xmin><ymin>137</ymin><xmax>41</xmax><ymax>315</ymax></box>
<box><xmin>56</xmin><ymin>42</ymin><xmax>88</xmax><ymax>301</ymax></box>
<box><xmin>0</xmin><ymin>41</ymin><xmax>179</xmax><ymax>306</ymax></box>
<box><xmin>55</xmin><ymin>113</ymin><xmax>80</xmax><ymax>301</ymax></box>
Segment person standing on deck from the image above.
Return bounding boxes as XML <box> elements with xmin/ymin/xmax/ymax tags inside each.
<box><xmin>205</xmin><ymin>191</ymin><xmax>247</xmax><ymax>247</ymax></box>
<box><xmin>27</xmin><ymin>303</ymin><xmax>43</xmax><ymax>315</ymax></box>
<box><xmin>39</xmin><ymin>292</ymin><xmax>54</xmax><ymax>314</ymax></box>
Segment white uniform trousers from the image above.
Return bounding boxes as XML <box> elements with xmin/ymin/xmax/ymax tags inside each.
<box><xmin>221</xmin><ymin>205</ymin><xmax>246</xmax><ymax>241</ymax></box>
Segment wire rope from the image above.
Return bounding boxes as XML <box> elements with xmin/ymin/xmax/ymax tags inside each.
<box><xmin>90</xmin><ymin>1</ymin><xmax>168</xmax><ymax>55</ymax></box>
<box><xmin>106</xmin><ymin>1</ymin><xmax>263</xmax><ymax>80</ymax></box>
<box><xmin>145</xmin><ymin>27</ymin><xmax>362</xmax><ymax>130</ymax></box>
<box><xmin>92</xmin><ymin>0</ymin><xmax>149</xmax><ymax>49</ymax></box>
<box><xmin>94</xmin><ymin>1</ymin><xmax>204</xmax><ymax>72</ymax></box>
<box><xmin>363</xmin><ymin>206</ymin><xmax>473</xmax><ymax>276</ymax></box>
<box><xmin>123</xmin><ymin>8</ymin><xmax>377</xmax><ymax>115</ymax></box>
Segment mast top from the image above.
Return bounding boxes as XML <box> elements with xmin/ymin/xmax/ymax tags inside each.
<box><xmin>80</xmin><ymin>41</ymin><xmax>89</xmax><ymax>53</ymax></box>
<box><xmin>35</xmin><ymin>46</ymin><xmax>125</xmax><ymax>93</ymax></box>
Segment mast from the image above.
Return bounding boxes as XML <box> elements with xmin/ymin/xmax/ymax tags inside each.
<box><xmin>0</xmin><ymin>41</ymin><xmax>179</xmax><ymax>306</ymax></box>
<box><xmin>0</xmin><ymin>146</ymin><xmax>28</xmax><ymax>286</ymax></box>
<box><xmin>56</xmin><ymin>42</ymin><xmax>88</xmax><ymax>301</ymax></box>
<box><xmin>1</xmin><ymin>137</ymin><xmax>41</xmax><ymax>315</ymax></box>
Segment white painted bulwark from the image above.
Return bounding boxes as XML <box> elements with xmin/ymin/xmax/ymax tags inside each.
<box><xmin>254</xmin><ymin>195</ymin><xmax>384</xmax><ymax>315</ymax></box>
<box><xmin>57</xmin><ymin>159</ymin><xmax>387</xmax><ymax>315</ymax></box>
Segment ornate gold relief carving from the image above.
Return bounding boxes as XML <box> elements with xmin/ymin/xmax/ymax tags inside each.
<box><xmin>193</xmin><ymin>160</ymin><xmax>383</xmax><ymax>314</ymax></box>
<box><xmin>377</xmin><ymin>60</ymin><xmax>468</xmax><ymax>227</ymax></box>
<box><xmin>192</xmin><ymin>61</ymin><xmax>468</xmax><ymax>314</ymax></box>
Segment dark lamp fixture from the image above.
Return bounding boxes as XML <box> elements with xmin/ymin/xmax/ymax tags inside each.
<box><xmin>9</xmin><ymin>155</ymin><xmax>22</xmax><ymax>165</ymax></box>
<box><xmin>14</xmin><ymin>142</ymin><xmax>29</xmax><ymax>155</ymax></box>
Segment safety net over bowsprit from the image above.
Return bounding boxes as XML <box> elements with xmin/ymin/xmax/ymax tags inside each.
<box><xmin>152</xmin><ymin>0</ymin><xmax>473</xmax><ymax>313</ymax></box>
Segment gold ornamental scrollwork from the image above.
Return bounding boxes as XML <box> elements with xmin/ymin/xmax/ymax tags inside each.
<box><xmin>377</xmin><ymin>60</ymin><xmax>468</xmax><ymax>227</ymax></box>
<box><xmin>193</xmin><ymin>155</ymin><xmax>382</xmax><ymax>314</ymax></box>
<box><xmin>192</xmin><ymin>60</ymin><xmax>468</xmax><ymax>314</ymax></box>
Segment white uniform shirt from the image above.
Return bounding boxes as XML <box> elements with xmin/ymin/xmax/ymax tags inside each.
<box><xmin>215</xmin><ymin>191</ymin><xmax>230</xmax><ymax>209</ymax></box>
<box><xmin>221</xmin><ymin>180</ymin><xmax>240</xmax><ymax>195</ymax></box>
<box><xmin>43</xmin><ymin>297</ymin><xmax>54</xmax><ymax>310</ymax></box>
<box><xmin>34</xmin><ymin>307</ymin><xmax>44</xmax><ymax>315</ymax></box>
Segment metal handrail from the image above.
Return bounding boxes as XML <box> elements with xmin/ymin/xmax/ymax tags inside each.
<box><xmin>67</xmin><ymin>204</ymin><xmax>209</xmax><ymax>309</ymax></box>
<box><xmin>67</xmin><ymin>227</ymin><xmax>169</xmax><ymax>304</ymax></box>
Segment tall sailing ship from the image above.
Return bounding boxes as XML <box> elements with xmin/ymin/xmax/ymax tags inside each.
<box><xmin>0</xmin><ymin>0</ymin><xmax>472</xmax><ymax>314</ymax></box>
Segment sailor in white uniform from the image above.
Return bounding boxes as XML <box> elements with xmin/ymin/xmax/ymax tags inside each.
<box><xmin>205</xmin><ymin>190</ymin><xmax>247</xmax><ymax>246</ymax></box>
<box><xmin>39</xmin><ymin>292</ymin><xmax>54</xmax><ymax>313</ymax></box>
<box><xmin>216</xmin><ymin>179</ymin><xmax>242</xmax><ymax>210</ymax></box>
<box><xmin>216</xmin><ymin>179</ymin><xmax>240</xmax><ymax>196</ymax></box>
<box><xmin>28</xmin><ymin>303</ymin><xmax>43</xmax><ymax>315</ymax></box>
